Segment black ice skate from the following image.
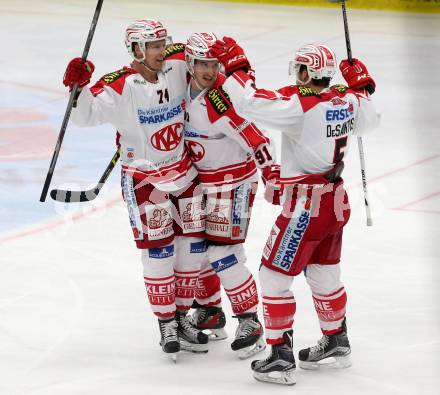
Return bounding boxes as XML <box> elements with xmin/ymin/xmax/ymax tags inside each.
<box><xmin>176</xmin><ymin>310</ymin><xmax>209</xmax><ymax>353</ymax></box>
<box><xmin>299</xmin><ymin>318</ymin><xmax>351</xmax><ymax>370</ymax></box>
<box><xmin>191</xmin><ymin>301</ymin><xmax>228</xmax><ymax>340</ymax></box>
<box><xmin>251</xmin><ymin>330</ymin><xmax>296</xmax><ymax>385</ymax></box>
<box><xmin>158</xmin><ymin>318</ymin><xmax>180</xmax><ymax>362</ymax></box>
<box><xmin>231</xmin><ymin>313</ymin><xmax>266</xmax><ymax>359</ymax></box>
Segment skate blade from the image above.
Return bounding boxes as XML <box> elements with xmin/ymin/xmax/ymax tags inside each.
<box><xmin>299</xmin><ymin>355</ymin><xmax>352</xmax><ymax>370</ymax></box>
<box><xmin>237</xmin><ymin>337</ymin><xmax>266</xmax><ymax>360</ymax></box>
<box><xmin>171</xmin><ymin>353</ymin><xmax>178</xmax><ymax>363</ymax></box>
<box><xmin>179</xmin><ymin>340</ymin><xmax>209</xmax><ymax>354</ymax></box>
<box><xmin>253</xmin><ymin>369</ymin><xmax>296</xmax><ymax>386</ymax></box>
<box><xmin>204</xmin><ymin>328</ymin><xmax>228</xmax><ymax>341</ymax></box>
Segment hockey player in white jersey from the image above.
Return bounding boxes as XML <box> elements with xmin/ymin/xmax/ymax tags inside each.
<box><xmin>184</xmin><ymin>32</ymin><xmax>275</xmax><ymax>358</ymax></box>
<box><xmin>211</xmin><ymin>38</ymin><xmax>379</xmax><ymax>384</ymax></box>
<box><xmin>63</xmin><ymin>19</ymin><xmax>209</xmax><ymax>359</ymax></box>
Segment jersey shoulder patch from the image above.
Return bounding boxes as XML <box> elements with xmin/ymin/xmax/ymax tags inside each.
<box><xmin>331</xmin><ymin>84</ymin><xmax>349</xmax><ymax>93</ymax></box>
<box><xmin>296</xmin><ymin>85</ymin><xmax>321</xmax><ymax>97</ymax></box>
<box><xmin>99</xmin><ymin>68</ymin><xmax>132</xmax><ymax>85</ymax></box>
<box><xmin>206</xmin><ymin>86</ymin><xmax>231</xmax><ymax>116</ymax></box>
<box><xmin>165</xmin><ymin>43</ymin><xmax>185</xmax><ymax>60</ymax></box>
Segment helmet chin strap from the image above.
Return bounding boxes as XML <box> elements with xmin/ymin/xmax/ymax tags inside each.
<box><xmin>188</xmin><ymin>60</ymin><xmax>205</xmax><ymax>91</ymax></box>
<box><xmin>134</xmin><ymin>46</ymin><xmax>161</xmax><ymax>74</ymax></box>
<box><xmin>140</xmin><ymin>60</ymin><xmax>159</xmax><ymax>73</ymax></box>
<box><xmin>192</xmin><ymin>76</ymin><xmax>205</xmax><ymax>91</ymax></box>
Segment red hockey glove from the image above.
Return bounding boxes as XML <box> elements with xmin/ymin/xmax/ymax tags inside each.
<box><xmin>262</xmin><ymin>165</ymin><xmax>281</xmax><ymax>205</ymax></box>
<box><xmin>211</xmin><ymin>37</ymin><xmax>251</xmax><ymax>76</ymax></box>
<box><xmin>339</xmin><ymin>58</ymin><xmax>376</xmax><ymax>94</ymax></box>
<box><xmin>63</xmin><ymin>58</ymin><xmax>95</xmax><ymax>91</ymax></box>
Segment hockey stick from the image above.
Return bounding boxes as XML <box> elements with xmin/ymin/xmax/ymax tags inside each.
<box><xmin>39</xmin><ymin>0</ymin><xmax>105</xmax><ymax>202</ymax></box>
<box><xmin>50</xmin><ymin>149</ymin><xmax>120</xmax><ymax>203</ymax></box>
<box><xmin>340</xmin><ymin>0</ymin><xmax>373</xmax><ymax>226</ymax></box>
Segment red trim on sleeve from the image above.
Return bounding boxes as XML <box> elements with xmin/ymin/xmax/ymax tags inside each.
<box><xmin>231</xmin><ymin>70</ymin><xmax>252</xmax><ymax>87</ymax></box>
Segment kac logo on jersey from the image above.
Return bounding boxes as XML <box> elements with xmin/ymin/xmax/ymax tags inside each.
<box><xmin>185</xmin><ymin>140</ymin><xmax>205</xmax><ymax>162</ymax></box>
<box><xmin>151</xmin><ymin>122</ymin><xmax>183</xmax><ymax>151</ymax></box>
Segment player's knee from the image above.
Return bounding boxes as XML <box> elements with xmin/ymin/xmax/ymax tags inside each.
<box><xmin>207</xmin><ymin>243</ymin><xmax>245</xmax><ymax>263</ymax></box>
<box><xmin>207</xmin><ymin>243</ymin><xmax>247</xmax><ymax>275</ymax></box>
<box><xmin>208</xmin><ymin>244</ymin><xmax>249</xmax><ymax>281</ymax></box>
<box><xmin>304</xmin><ymin>263</ymin><xmax>343</xmax><ymax>294</ymax></box>
<box><xmin>173</xmin><ymin>236</ymin><xmax>207</xmax><ymax>272</ymax></box>
<box><xmin>141</xmin><ymin>243</ymin><xmax>175</xmax><ymax>277</ymax></box>
<box><xmin>259</xmin><ymin>265</ymin><xmax>293</xmax><ymax>296</ymax></box>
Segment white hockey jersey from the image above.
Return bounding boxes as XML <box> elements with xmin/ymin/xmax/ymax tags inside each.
<box><xmin>71</xmin><ymin>44</ymin><xmax>196</xmax><ymax>192</ymax></box>
<box><xmin>222</xmin><ymin>71</ymin><xmax>379</xmax><ymax>184</ymax></box>
<box><xmin>184</xmin><ymin>73</ymin><xmax>272</xmax><ymax>192</ymax></box>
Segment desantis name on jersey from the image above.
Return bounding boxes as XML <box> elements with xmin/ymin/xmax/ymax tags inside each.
<box><xmin>326</xmin><ymin>118</ymin><xmax>354</xmax><ymax>138</ymax></box>
<box><xmin>138</xmin><ymin>103</ymin><xmax>183</xmax><ymax>125</ymax></box>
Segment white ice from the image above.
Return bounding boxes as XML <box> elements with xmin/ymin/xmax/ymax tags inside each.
<box><xmin>1</xmin><ymin>1</ymin><xmax>439</xmax><ymax>394</ymax></box>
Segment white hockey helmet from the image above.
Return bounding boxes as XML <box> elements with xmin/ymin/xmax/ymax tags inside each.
<box><xmin>288</xmin><ymin>44</ymin><xmax>337</xmax><ymax>82</ymax></box>
<box><xmin>125</xmin><ymin>19</ymin><xmax>171</xmax><ymax>62</ymax></box>
<box><xmin>185</xmin><ymin>32</ymin><xmax>218</xmax><ymax>76</ymax></box>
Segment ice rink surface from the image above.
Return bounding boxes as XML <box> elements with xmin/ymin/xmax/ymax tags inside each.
<box><xmin>1</xmin><ymin>0</ymin><xmax>439</xmax><ymax>394</ymax></box>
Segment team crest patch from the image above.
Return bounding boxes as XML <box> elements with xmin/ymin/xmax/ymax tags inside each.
<box><xmin>150</xmin><ymin>122</ymin><xmax>183</xmax><ymax>151</ymax></box>
<box><xmin>165</xmin><ymin>43</ymin><xmax>185</xmax><ymax>58</ymax></box>
<box><xmin>100</xmin><ymin>69</ymin><xmax>130</xmax><ymax>84</ymax></box>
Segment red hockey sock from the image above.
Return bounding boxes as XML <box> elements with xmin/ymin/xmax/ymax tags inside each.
<box><xmin>195</xmin><ymin>267</ymin><xmax>222</xmax><ymax>307</ymax></box>
<box><xmin>174</xmin><ymin>270</ymin><xmax>200</xmax><ymax>312</ymax></box>
<box><xmin>262</xmin><ymin>295</ymin><xmax>296</xmax><ymax>345</ymax></box>
<box><xmin>144</xmin><ymin>275</ymin><xmax>176</xmax><ymax>319</ymax></box>
<box><xmin>312</xmin><ymin>287</ymin><xmax>347</xmax><ymax>335</ymax></box>
<box><xmin>224</xmin><ymin>275</ymin><xmax>258</xmax><ymax>314</ymax></box>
